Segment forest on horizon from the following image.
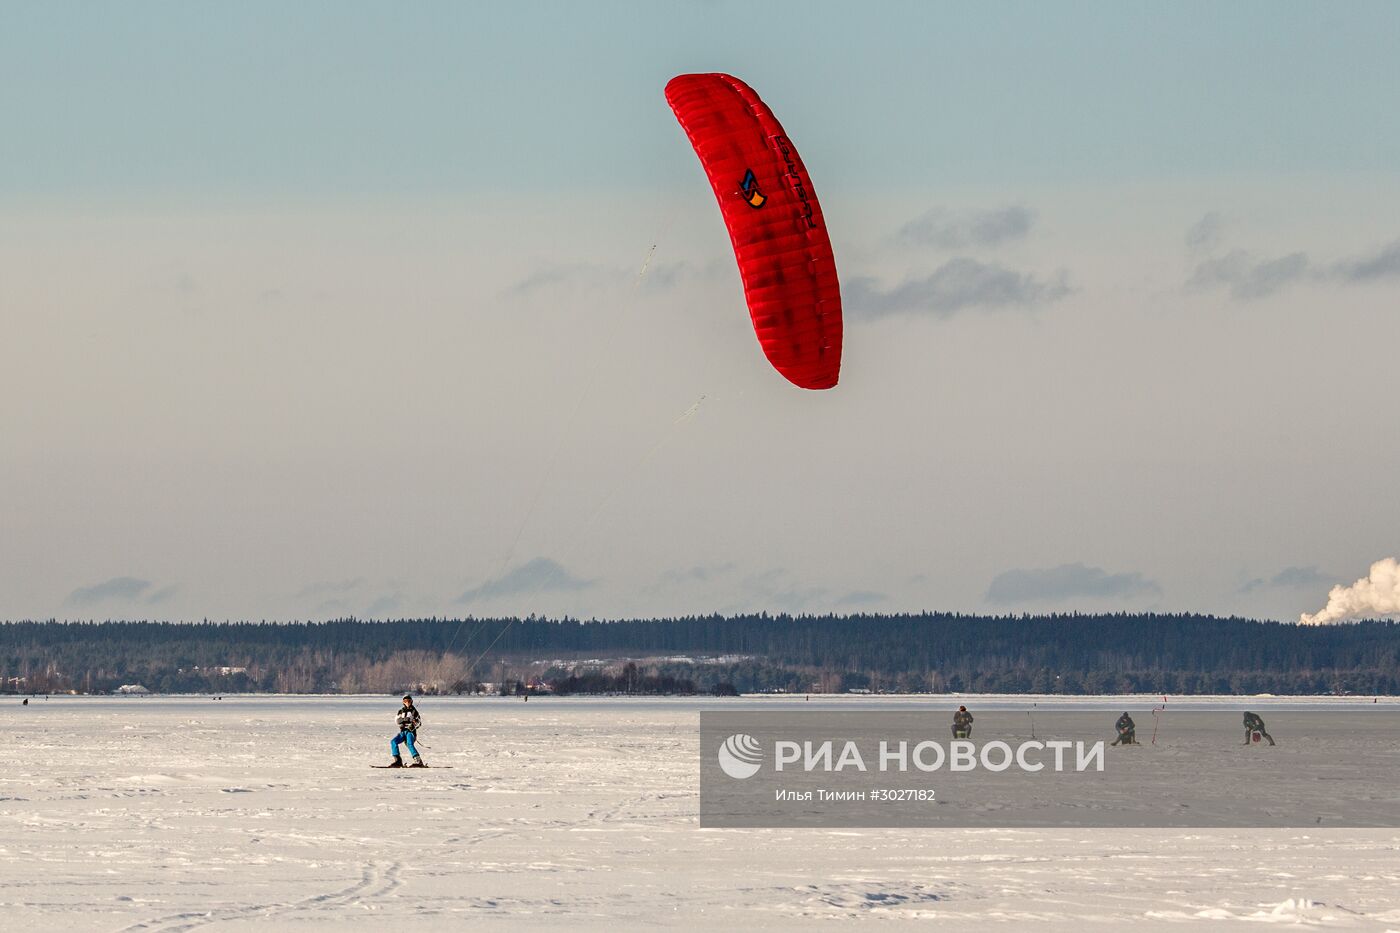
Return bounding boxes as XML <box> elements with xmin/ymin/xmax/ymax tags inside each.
<box><xmin>3</xmin><ymin>612</ymin><xmax>1398</xmax><ymax>696</ymax></box>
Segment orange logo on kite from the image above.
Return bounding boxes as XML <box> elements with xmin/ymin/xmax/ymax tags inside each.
<box><xmin>740</xmin><ymin>169</ymin><xmax>766</xmax><ymax>208</ymax></box>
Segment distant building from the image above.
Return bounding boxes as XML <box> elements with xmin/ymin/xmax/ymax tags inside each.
<box><xmin>115</xmin><ymin>684</ymin><xmax>150</xmax><ymax>695</ymax></box>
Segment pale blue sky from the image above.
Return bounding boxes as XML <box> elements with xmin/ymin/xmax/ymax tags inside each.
<box><xmin>3</xmin><ymin>2</ymin><xmax>1399</xmax><ymax>623</ymax></box>
<box><xmin>4</xmin><ymin>2</ymin><xmax>1399</xmax><ymax>203</ymax></box>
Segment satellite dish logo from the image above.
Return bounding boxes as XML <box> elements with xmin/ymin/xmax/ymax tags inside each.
<box><xmin>739</xmin><ymin>169</ymin><xmax>766</xmax><ymax>208</ymax></box>
<box><xmin>717</xmin><ymin>733</ymin><xmax>763</xmax><ymax>779</ymax></box>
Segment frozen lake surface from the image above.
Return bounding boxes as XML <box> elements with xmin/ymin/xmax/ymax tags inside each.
<box><xmin>4</xmin><ymin>695</ymin><xmax>1400</xmax><ymax>930</ymax></box>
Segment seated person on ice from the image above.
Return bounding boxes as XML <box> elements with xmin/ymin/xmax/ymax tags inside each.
<box><xmin>1111</xmin><ymin>711</ymin><xmax>1136</xmax><ymax>745</ymax></box>
<box><xmin>388</xmin><ymin>694</ymin><xmax>425</xmax><ymax>767</ymax></box>
<box><xmin>952</xmin><ymin>705</ymin><xmax>973</xmax><ymax>739</ymax></box>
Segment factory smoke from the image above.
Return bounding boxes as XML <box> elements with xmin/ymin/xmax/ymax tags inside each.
<box><xmin>1298</xmin><ymin>558</ymin><xmax>1400</xmax><ymax>625</ymax></box>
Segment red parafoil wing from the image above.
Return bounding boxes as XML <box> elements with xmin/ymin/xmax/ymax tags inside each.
<box><xmin>665</xmin><ymin>73</ymin><xmax>842</xmax><ymax>390</ymax></box>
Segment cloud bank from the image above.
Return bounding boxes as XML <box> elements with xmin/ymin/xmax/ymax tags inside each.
<box><xmin>846</xmin><ymin>258</ymin><xmax>1071</xmax><ymax>319</ymax></box>
<box><xmin>1189</xmin><ymin>249</ymin><xmax>1310</xmax><ymax>299</ymax></box>
<box><xmin>456</xmin><ymin>557</ymin><xmax>593</xmax><ymax>604</ymax></box>
<box><xmin>897</xmin><ymin>206</ymin><xmax>1034</xmax><ymax>249</ymax></box>
<box><xmin>1188</xmin><ymin>232</ymin><xmax>1400</xmax><ymax>299</ymax></box>
<box><xmin>1334</xmin><ymin>239</ymin><xmax>1400</xmax><ymax>283</ymax></box>
<box><xmin>1185</xmin><ymin>212</ymin><xmax>1223</xmax><ymax>254</ymax></box>
<box><xmin>1239</xmin><ymin>565</ymin><xmax>1333</xmax><ymax>593</ymax></box>
<box><xmin>834</xmin><ymin>590</ymin><xmax>888</xmax><ymax>608</ymax></box>
<box><xmin>986</xmin><ymin>563</ymin><xmax>1160</xmax><ymax>605</ymax></box>
<box><xmin>66</xmin><ymin>577</ymin><xmax>155</xmax><ymax>606</ymax></box>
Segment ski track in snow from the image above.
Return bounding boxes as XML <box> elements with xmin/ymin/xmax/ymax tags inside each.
<box><xmin>113</xmin><ymin>860</ymin><xmax>402</xmax><ymax>933</ymax></box>
<box><xmin>2</xmin><ymin>695</ymin><xmax>1399</xmax><ymax>931</ymax></box>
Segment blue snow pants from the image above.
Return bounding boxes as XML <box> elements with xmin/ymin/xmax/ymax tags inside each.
<box><xmin>391</xmin><ymin>730</ymin><xmax>419</xmax><ymax>758</ymax></box>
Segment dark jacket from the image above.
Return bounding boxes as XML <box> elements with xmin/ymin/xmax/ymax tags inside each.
<box><xmin>1116</xmin><ymin>713</ymin><xmax>1135</xmax><ymax>733</ymax></box>
<box><xmin>396</xmin><ymin>705</ymin><xmax>421</xmax><ymax>734</ymax></box>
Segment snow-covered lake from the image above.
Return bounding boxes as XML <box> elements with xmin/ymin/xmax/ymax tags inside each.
<box><xmin>5</xmin><ymin>695</ymin><xmax>1400</xmax><ymax>930</ymax></box>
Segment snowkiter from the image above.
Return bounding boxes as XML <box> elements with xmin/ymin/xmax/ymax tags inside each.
<box><xmin>388</xmin><ymin>695</ymin><xmax>424</xmax><ymax>767</ymax></box>
<box><xmin>952</xmin><ymin>706</ymin><xmax>973</xmax><ymax>739</ymax></box>
<box><xmin>1111</xmin><ymin>712</ymin><xmax>1137</xmax><ymax>745</ymax></box>
<box><xmin>1242</xmin><ymin>711</ymin><xmax>1275</xmax><ymax>746</ymax></box>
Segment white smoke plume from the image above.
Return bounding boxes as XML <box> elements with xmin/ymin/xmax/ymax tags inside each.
<box><xmin>1298</xmin><ymin>558</ymin><xmax>1400</xmax><ymax>625</ymax></box>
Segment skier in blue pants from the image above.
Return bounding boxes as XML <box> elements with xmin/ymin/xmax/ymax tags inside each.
<box><xmin>388</xmin><ymin>695</ymin><xmax>424</xmax><ymax>767</ymax></box>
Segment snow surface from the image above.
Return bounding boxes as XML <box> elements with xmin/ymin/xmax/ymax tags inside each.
<box><xmin>4</xmin><ymin>695</ymin><xmax>1400</xmax><ymax>930</ymax></box>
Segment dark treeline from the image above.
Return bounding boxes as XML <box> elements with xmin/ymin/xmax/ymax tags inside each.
<box><xmin>2</xmin><ymin>613</ymin><xmax>1398</xmax><ymax>695</ymax></box>
<box><xmin>548</xmin><ymin>661</ymin><xmax>701</xmax><ymax>697</ymax></box>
